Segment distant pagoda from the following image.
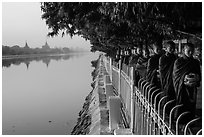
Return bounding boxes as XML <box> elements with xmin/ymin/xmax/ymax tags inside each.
<box><xmin>42</xmin><ymin>41</ymin><xmax>50</xmax><ymax>49</ymax></box>
<box><xmin>24</xmin><ymin>41</ymin><xmax>30</xmax><ymax>49</ymax></box>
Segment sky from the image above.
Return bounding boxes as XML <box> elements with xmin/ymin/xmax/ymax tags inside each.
<box><xmin>2</xmin><ymin>2</ymin><xmax>91</xmax><ymax>49</ymax></box>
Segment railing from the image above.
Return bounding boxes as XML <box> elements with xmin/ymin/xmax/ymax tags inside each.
<box><xmin>103</xmin><ymin>56</ymin><xmax>202</xmax><ymax>135</ymax></box>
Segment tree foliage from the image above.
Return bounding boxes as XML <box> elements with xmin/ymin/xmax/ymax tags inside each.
<box><xmin>41</xmin><ymin>2</ymin><xmax>201</xmax><ymax>55</ymax></box>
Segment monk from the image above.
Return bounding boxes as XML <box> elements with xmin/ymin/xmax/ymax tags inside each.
<box><xmin>146</xmin><ymin>43</ymin><xmax>163</xmax><ymax>87</ymax></box>
<box><xmin>123</xmin><ymin>48</ymin><xmax>132</xmax><ymax>65</ymax></box>
<box><xmin>159</xmin><ymin>41</ymin><xmax>177</xmax><ymax>101</ymax></box>
<box><xmin>137</xmin><ymin>48</ymin><xmax>150</xmax><ymax>66</ymax></box>
<box><xmin>129</xmin><ymin>47</ymin><xmax>137</xmax><ymax>66</ymax></box>
<box><xmin>136</xmin><ymin>48</ymin><xmax>150</xmax><ymax>78</ymax></box>
<box><xmin>129</xmin><ymin>46</ymin><xmax>143</xmax><ymax>86</ymax></box>
<box><xmin>173</xmin><ymin>43</ymin><xmax>201</xmax><ymax>121</ymax></box>
<box><xmin>129</xmin><ymin>46</ymin><xmax>143</xmax><ymax>66</ymax></box>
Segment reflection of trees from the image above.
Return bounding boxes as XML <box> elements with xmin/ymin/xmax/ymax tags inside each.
<box><xmin>2</xmin><ymin>53</ymin><xmax>87</xmax><ymax>68</ymax></box>
<box><xmin>2</xmin><ymin>60</ymin><xmax>12</xmax><ymax>68</ymax></box>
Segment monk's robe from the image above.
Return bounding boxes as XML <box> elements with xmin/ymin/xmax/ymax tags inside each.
<box><xmin>129</xmin><ymin>54</ymin><xmax>142</xmax><ymax>67</ymax></box>
<box><xmin>136</xmin><ymin>56</ymin><xmax>149</xmax><ymax>78</ymax></box>
<box><xmin>129</xmin><ymin>55</ymin><xmax>135</xmax><ymax>67</ymax></box>
<box><xmin>128</xmin><ymin>54</ymin><xmax>142</xmax><ymax>86</ymax></box>
<box><xmin>146</xmin><ymin>54</ymin><xmax>162</xmax><ymax>87</ymax></box>
<box><xmin>173</xmin><ymin>56</ymin><xmax>201</xmax><ymax>120</ymax></box>
<box><xmin>159</xmin><ymin>53</ymin><xmax>177</xmax><ymax>101</ymax></box>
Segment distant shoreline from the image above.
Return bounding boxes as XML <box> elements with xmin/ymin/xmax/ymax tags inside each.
<box><xmin>2</xmin><ymin>52</ymin><xmax>89</xmax><ymax>60</ymax></box>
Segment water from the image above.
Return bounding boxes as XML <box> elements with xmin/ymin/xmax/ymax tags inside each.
<box><xmin>2</xmin><ymin>52</ymin><xmax>99</xmax><ymax>135</ymax></box>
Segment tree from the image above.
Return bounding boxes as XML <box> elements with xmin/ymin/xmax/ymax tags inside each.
<box><xmin>41</xmin><ymin>2</ymin><xmax>201</xmax><ymax>54</ymax></box>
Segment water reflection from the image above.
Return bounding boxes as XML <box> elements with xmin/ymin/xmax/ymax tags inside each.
<box><xmin>2</xmin><ymin>52</ymin><xmax>99</xmax><ymax>135</ymax></box>
<box><xmin>2</xmin><ymin>53</ymin><xmax>86</xmax><ymax>68</ymax></box>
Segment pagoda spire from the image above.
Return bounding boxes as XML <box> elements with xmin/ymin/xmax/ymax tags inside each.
<box><xmin>45</xmin><ymin>41</ymin><xmax>48</xmax><ymax>46</ymax></box>
<box><xmin>42</xmin><ymin>40</ymin><xmax>50</xmax><ymax>49</ymax></box>
<box><xmin>24</xmin><ymin>40</ymin><xmax>29</xmax><ymax>48</ymax></box>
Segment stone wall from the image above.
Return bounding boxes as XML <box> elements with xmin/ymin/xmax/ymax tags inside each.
<box><xmin>71</xmin><ymin>55</ymin><xmax>114</xmax><ymax>135</ymax></box>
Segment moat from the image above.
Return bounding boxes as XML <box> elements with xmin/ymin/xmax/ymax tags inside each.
<box><xmin>2</xmin><ymin>52</ymin><xmax>99</xmax><ymax>135</ymax></box>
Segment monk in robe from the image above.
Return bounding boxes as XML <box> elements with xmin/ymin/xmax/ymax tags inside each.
<box><xmin>146</xmin><ymin>43</ymin><xmax>163</xmax><ymax>87</ymax></box>
<box><xmin>129</xmin><ymin>46</ymin><xmax>143</xmax><ymax>86</ymax></box>
<box><xmin>119</xmin><ymin>50</ymin><xmax>125</xmax><ymax>65</ymax></box>
<box><xmin>173</xmin><ymin>43</ymin><xmax>201</xmax><ymax>121</ymax></box>
<box><xmin>138</xmin><ymin>48</ymin><xmax>150</xmax><ymax>66</ymax></box>
<box><xmin>129</xmin><ymin>46</ymin><xmax>143</xmax><ymax>66</ymax></box>
<box><xmin>159</xmin><ymin>41</ymin><xmax>177</xmax><ymax>101</ymax></box>
<box><xmin>136</xmin><ymin>48</ymin><xmax>150</xmax><ymax>78</ymax></box>
<box><xmin>123</xmin><ymin>49</ymin><xmax>132</xmax><ymax>65</ymax></box>
<box><xmin>129</xmin><ymin>48</ymin><xmax>136</xmax><ymax>66</ymax></box>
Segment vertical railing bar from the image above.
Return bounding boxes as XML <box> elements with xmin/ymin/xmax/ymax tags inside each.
<box><xmin>110</xmin><ymin>57</ymin><xmax>112</xmax><ymax>82</ymax></box>
<box><xmin>176</xmin><ymin>111</ymin><xmax>190</xmax><ymax>135</ymax></box>
<box><xmin>169</xmin><ymin>104</ymin><xmax>183</xmax><ymax>129</ymax></box>
<box><xmin>150</xmin><ymin>89</ymin><xmax>160</xmax><ymax>105</ymax></box>
<box><xmin>144</xmin><ymin>83</ymin><xmax>151</xmax><ymax>134</ymax></box>
<box><xmin>140</xmin><ymin>80</ymin><xmax>146</xmax><ymax>92</ymax></box>
<box><xmin>144</xmin><ymin>83</ymin><xmax>151</xmax><ymax>100</ymax></box>
<box><xmin>153</xmin><ymin>92</ymin><xmax>162</xmax><ymax>135</ymax></box>
<box><xmin>149</xmin><ymin>89</ymin><xmax>160</xmax><ymax>135</ymax></box>
<box><xmin>158</xmin><ymin>96</ymin><xmax>167</xmax><ymax>117</ymax></box>
<box><xmin>118</xmin><ymin>59</ymin><xmax>121</xmax><ymax>96</ymax></box>
<box><xmin>138</xmin><ymin>78</ymin><xmax>145</xmax><ymax>89</ymax></box>
<box><xmin>142</xmin><ymin>82</ymin><xmax>149</xmax><ymax>96</ymax></box>
<box><xmin>130</xmin><ymin>66</ymin><xmax>134</xmax><ymax>132</ymax></box>
<box><xmin>154</xmin><ymin>92</ymin><xmax>163</xmax><ymax>111</ymax></box>
<box><xmin>162</xmin><ymin>100</ymin><xmax>175</xmax><ymax>121</ymax></box>
<box><xmin>157</xmin><ymin>96</ymin><xmax>167</xmax><ymax>135</ymax></box>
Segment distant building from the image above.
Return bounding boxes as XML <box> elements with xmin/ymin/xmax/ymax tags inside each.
<box><xmin>22</xmin><ymin>41</ymin><xmax>31</xmax><ymax>54</ymax></box>
<box><xmin>24</xmin><ymin>41</ymin><xmax>30</xmax><ymax>49</ymax></box>
<box><xmin>42</xmin><ymin>41</ymin><xmax>50</xmax><ymax>50</ymax></box>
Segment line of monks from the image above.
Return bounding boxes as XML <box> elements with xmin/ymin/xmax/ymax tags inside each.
<box><xmin>115</xmin><ymin>41</ymin><xmax>201</xmax><ymax>123</ymax></box>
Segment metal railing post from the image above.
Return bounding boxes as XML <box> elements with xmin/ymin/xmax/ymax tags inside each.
<box><xmin>157</xmin><ymin>96</ymin><xmax>167</xmax><ymax>135</ymax></box>
<box><xmin>176</xmin><ymin>111</ymin><xmax>190</xmax><ymax>135</ymax></box>
<box><xmin>153</xmin><ymin>92</ymin><xmax>162</xmax><ymax>135</ymax></box>
<box><xmin>118</xmin><ymin>59</ymin><xmax>122</xmax><ymax>96</ymax></box>
<box><xmin>110</xmin><ymin>57</ymin><xmax>112</xmax><ymax>82</ymax></box>
<box><xmin>130</xmin><ymin>66</ymin><xmax>134</xmax><ymax>133</ymax></box>
<box><xmin>169</xmin><ymin>104</ymin><xmax>183</xmax><ymax>129</ymax></box>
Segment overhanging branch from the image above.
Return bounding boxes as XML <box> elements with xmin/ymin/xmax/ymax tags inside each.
<box><xmin>175</xmin><ymin>30</ymin><xmax>202</xmax><ymax>41</ymax></box>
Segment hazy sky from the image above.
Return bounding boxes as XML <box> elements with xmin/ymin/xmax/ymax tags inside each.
<box><xmin>2</xmin><ymin>2</ymin><xmax>91</xmax><ymax>49</ymax></box>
